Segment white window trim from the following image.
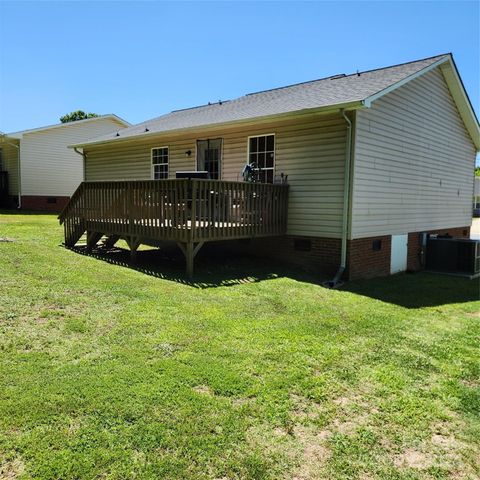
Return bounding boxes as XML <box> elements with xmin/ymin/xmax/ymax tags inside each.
<box><xmin>151</xmin><ymin>146</ymin><xmax>169</xmax><ymax>180</ymax></box>
<box><xmin>247</xmin><ymin>133</ymin><xmax>276</xmax><ymax>182</ymax></box>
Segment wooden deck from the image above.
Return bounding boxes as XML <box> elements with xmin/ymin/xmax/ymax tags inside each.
<box><xmin>59</xmin><ymin>179</ymin><xmax>289</xmax><ymax>277</ymax></box>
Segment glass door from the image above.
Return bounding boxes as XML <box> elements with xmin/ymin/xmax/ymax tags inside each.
<box><xmin>196</xmin><ymin>139</ymin><xmax>222</xmax><ymax>179</ymax></box>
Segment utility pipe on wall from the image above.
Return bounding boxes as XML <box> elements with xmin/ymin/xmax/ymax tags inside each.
<box><xmin>326</xmin><ymin>109</ymin><xmax>353</xmax><ymax>287</ymax></box>
<box><xmin>74</xmin><ymin>147</ymin><xmax>87</xmax><ymax>180</ymax></box>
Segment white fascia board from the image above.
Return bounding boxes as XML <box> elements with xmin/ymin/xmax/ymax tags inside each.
<box><xmin>362</xmin><ymin>56</ymin><xmax>451</xmax><ymax>108</ymax></box>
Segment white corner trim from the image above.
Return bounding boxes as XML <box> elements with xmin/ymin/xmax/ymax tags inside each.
<box><xmin>362</xmin><ymin>56</ymin><xmax>451</xmax><ymax>108</ymax></box>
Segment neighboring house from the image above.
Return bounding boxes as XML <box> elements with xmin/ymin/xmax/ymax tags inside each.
<box><xmin>60</xmin><ymin>53</ymin><xmax>479</xmax><ymax>280</ymax></box>
<box><xmin>0</xmin><ymin>115</ymin><xmax>130</xmax><ymax>211</ymax></box>
<box><xmin>474</xmin><ymin>177</ymin><xmax>480</xmax><ymax>217</ymax></box>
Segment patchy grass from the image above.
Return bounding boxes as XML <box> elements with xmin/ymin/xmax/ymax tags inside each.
<box><xmin>0</xmin><ymin>211</ymin><xmax>479</xmax><ymax>479</ymax></box>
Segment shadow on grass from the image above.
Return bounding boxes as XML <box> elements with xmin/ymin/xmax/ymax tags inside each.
<box><xmin>341</xmin><ymin>272</ymin><xmax>479</xmax><ymax>309</ymax></box>
<box><xmin>65</xmin><ymin>243</ymin><xmax>324</xmax><ymax>289</ymax></box>
<box><xmin>63</xmin><ymin>243</ymin><xmax>478</xmax><ymax>308</ymax></box>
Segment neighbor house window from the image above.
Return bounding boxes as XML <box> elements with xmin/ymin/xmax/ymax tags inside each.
<box><xmin>152</xmin><ymin>147</ymin><xmax>169</xmax><ymax>179</ymax></box>
<box><xmin>248</xmin><ymin>134</ymin><xmax>275</xmax><ymax>183</ymax></box>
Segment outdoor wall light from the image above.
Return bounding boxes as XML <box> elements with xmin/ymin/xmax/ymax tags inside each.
<box><xmin>185</xmin><ymin>150</ymin><xmax>192</xmax><ymax>157</ymax></box>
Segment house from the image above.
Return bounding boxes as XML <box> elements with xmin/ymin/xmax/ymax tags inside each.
<box><xmin>59</xmin><ymin>53</ymin><xmax>479</xmax><ymax>281</ymax></box>
<box><xmin>0</xmin><ymin>114</ymin><xmax>130</xmax><ymax>211</ymax></box>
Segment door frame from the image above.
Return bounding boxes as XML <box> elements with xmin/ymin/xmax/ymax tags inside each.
<box><xmin>196</xmin><ymin>138</ymin><xmax>223</xmax><ymax>179</ymax></box>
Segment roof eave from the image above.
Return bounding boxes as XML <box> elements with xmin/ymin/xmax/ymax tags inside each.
<box><xmin>69</xmin><ymin>101</ymin><xmax>365</xmax><ymax>149</ymax></box>
<box><xmin>7</xmin><ymin>114</ymin><xmax>131</xmax><ymax>138</ymax></box>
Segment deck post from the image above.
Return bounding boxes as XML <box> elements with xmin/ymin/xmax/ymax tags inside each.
<box><xmin>86</xmin><ymin>231</ymin><xmax>102</xmax><ymax>252</ymax></box>
<box><xmin>126</xmin><ymin>236</ymin><xmax>141</xmax><ymax>262</ymax></box>
<box><xmin>103</xmin><ymin>235</ymin><xmax>120</xmax><ymax>249</ymax></box>
<box><xmin>186</xmin><ymin>241</ymin><xmax>194</xmax><ymax>279</ymax></box>
<box><xmin>177</xmin><ymin>240</ymin><xmax>204</xmax><ymax>279</ymax></box>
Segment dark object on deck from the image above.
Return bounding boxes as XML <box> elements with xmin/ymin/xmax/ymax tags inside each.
<box><xmin>176</xmin><ymin>171</ymin><xmax>209</xmax><ymax>179</ymax></box>
<box><xmin>426</xmin><ymin>237</ymin><xmax>480</xmax><ymax>276</ymax></box>
<box><xmin>0</xmin><ymin>171</ymin><xmax>9</xmax><ymax>207</ymax></box>
<box><xmin>58</xmin><ymin>179</ymin><xmax>289</xmax><ymax>278</ymax></box>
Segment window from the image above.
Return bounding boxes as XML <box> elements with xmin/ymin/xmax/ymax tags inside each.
<box><xmin>248</xmin><ymin>134</ymin><xmax>275</xmax><ymax>183</ymax></box>
<box><xmin>152</xmin><ymin>147</ymin><xmax>169</xmax><ymax>179</ymax></box>
<box><xmin>474</xmin><ymin>195</ymin><xmax>480</xmax><ymax>209</ymax></box>
<box><xmin>197</xmin><ymin>139</ymin><xmax>222</xmax><ymax>179</ymax></box>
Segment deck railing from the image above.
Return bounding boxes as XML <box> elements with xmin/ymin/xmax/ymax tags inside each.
<box><xmin>59</xmin><ymin>178</ymin><xmax>289</xmax><ymax>247</ymax></box>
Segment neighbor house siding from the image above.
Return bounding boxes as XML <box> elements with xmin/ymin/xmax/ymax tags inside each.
<box><xmin>19</xmin><ymin>118</ymin><xmax>126</xmax><ymax>197</ymax></box>
<box><xmin>351</xmin><ymin>67</ymin><xmax>476</xmax><ymax>239</ymax></box>
<box><xmin>1</xmin><ymin>142</ymin><xmax>19</xmax><ymax>196</ymax></box>
<box><xmin>84</xmin><ymin>113</ymin><xmax>348</xmax><ymax>238</ymax></box>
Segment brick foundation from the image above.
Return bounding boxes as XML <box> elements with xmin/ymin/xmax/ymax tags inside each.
<box><xmin>346</xmin><ymin>226</ymin><xmax>471</xmax><ymax>280</ymax></box>
<box><xmin>21</xmin><ymin>195</ymin><xmax>70</xmax><ymax>213</ymax></box>
<box><xmin>218</xmin><ymin>226</ymin><xmax>471</xmax><ymax>281</ymax></box>
<box><xmin>219</xmin><ymin>235</ymin><xmax>341</xmax><ymax>277</ymax></box>
<box><xmin>347</xmin><ymin>235</ymin><xmax>392</xmax><ymax>280</ymax></box>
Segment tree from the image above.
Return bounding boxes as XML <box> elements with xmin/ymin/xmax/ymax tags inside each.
<box><xmin>60</xmin><ymin>110</ymin><xmax>100</xmax><ymax>123</ymax></box>
<box><xmin>475</xmin><ymin>166</ymin><xmax>480</xmax><ymax>177</ymax></box>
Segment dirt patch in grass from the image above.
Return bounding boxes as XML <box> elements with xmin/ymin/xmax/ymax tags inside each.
<box><xmin>0</xmin><ymin>458</ymin><xmax>25</xmax><ymax>479</ymax></box>
<box><xmin>292</xmin><ymin>425</ymin><xmax>332</xmax><ymax>480</ymax></box>
<box><xmin>193</xmin><ymin>385</ymin><xmax>214</xmax><ymax>396</ymax></box>
<box><xmin>394</xmin><ymin>448</ymin><xmax>433</xmax><ymax>469</ymax></box>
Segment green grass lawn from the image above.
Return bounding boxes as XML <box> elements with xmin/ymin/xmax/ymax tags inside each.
<box><xmin>1</xmin><ymin>211</ymin><xmax>479</xmax><ymax>479</ymax></box>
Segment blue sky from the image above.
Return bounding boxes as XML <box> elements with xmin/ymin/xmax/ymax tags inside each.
<box><xmin>0</xmin><ymin>1</ymin><xmax>478</xmax><ymax>134</ymax></box>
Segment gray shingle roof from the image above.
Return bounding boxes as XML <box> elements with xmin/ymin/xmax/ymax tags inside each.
<box><xmin>77</xmin><ymin>54</ymin><xmax>449</xmax><ymax>146</ymax></box>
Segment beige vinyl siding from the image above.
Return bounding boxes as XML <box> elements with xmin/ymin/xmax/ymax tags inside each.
<box><xmin>1</xmin><ymin>141</ymin><xmax>20</xmax><ymax>196</ymax></box>
<box><xmin>351</xmin><ymin>67</ymin><xmax>476</xmax><ymax>239</ymax></box>
<box><xmin>20</xmin><ymin>118</ymin><xmax>126</xmax><ymax>197</ymax></box>
<box><xmin>85</xmin><ymin>113</ymin><xmax>347</xmax><ymax>237</ymax></box>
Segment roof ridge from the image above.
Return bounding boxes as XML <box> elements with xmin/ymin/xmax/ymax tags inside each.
<box><xmin>243</xmin><ymin>53</ymin><xmax>450</xmax><ymax>98</ymax></box>
<box><xmin>171</xmin><ymin>100</ymin><xmax>231</xmax><ymax>113</ymax></box>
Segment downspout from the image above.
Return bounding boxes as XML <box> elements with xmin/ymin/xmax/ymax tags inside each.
<box><xmin>74</xmin><ymin>147</ymin><xmax>86</xmax><ymax>180</ymax></box>
<box><xmin>14</xmin><ymin>143</ymin><xmax>20</xmax><ymax>208</ymax></box>
<box><xmin>325</xmin><ymin>109</ymin><xmax>353</xmax><ymax>288</ymax></box>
